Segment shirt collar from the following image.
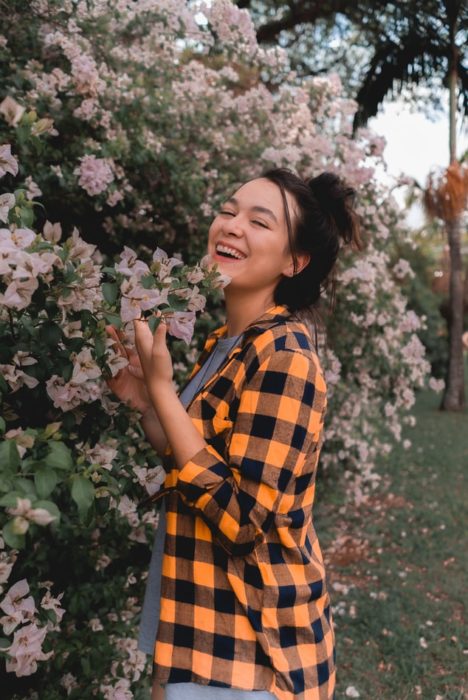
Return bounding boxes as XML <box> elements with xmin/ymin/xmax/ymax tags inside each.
<box><xmin>208</xmin><ymin>304</ymin><xmax>292</xmax><ymax>342</ymax></box>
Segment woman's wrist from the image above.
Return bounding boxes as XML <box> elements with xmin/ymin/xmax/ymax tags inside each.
<box><xmin>140</xmin><ymin>403</ymin><xmax>154</xmax><ymax>421</ymax></box>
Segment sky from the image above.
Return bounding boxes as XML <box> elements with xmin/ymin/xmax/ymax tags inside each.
<box><xmin>368</xmin><ymin>99</ymin><xmax>468</xmax><ymax>228</ymax></box>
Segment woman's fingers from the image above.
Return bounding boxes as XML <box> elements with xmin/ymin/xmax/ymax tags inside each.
<box><xmin>105</xmin><ymin>324</ymin><xmax>129</xmax><ymax>360</ymax></box>
<box><xmin>128</xmin><ymin>364</ymin><xmax>144</xmax><ymax>379</ymax></box>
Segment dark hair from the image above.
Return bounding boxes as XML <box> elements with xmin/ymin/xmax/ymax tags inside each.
<box><xmin>261</xmin><ymin>167</ymin><xmax>364</xmax><ymax>334</ymax></box>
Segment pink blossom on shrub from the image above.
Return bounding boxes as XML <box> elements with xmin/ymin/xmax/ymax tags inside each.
<box><xmin>0</xmin><ymin>144</ymin><xmax>18</xmax><ymax>178</ymax></box>
<box><xmin>0</xmin><ymin>579</ymin><xmax>36</xmax><ymax>635</ymax></box>
<box><xmin>5</xmin><ymin>622</ymin><xmax>53</xmax><ymax>677</ymax></box>
<box><xmin>75</xmin><ymin>154</ymin><xmax>114</xmax><ymax>196</ymax></box>
<box><xmin>0</xmin><ymin>97</ymin><xmax>25</xmax><ymax>126</ymax></box>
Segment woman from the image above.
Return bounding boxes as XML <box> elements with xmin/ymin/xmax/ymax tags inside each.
<box><xmin>107</xmin><ymin>167</ymin><xmax>362</xmax><ymax>700</ymax></box>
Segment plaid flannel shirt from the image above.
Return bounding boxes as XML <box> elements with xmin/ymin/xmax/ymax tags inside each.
<box><xmin>146</xmin><ymin>304</ymin><xmax>336</xmax><ymax>699</ymax></box>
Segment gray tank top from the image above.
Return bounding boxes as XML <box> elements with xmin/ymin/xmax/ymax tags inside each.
<box><xmin>137</xmin><ymin>332</ymin><xmax>243</xmax><ymax>656</ymax></box>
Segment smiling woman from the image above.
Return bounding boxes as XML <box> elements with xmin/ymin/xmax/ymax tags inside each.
<box><xmin>108</xmin><ymin>167</ymin><xmax>363</xmax><ymax>700</ymax></box>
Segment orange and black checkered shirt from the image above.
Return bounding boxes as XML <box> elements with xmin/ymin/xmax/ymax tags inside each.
<box><xmin>146</xmin><ymin>304</ymin><xmax>336</xmax><ymax>699</ymax></box>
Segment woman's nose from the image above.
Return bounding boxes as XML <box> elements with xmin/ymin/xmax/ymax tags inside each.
<box><xmin>226</xmin><ymin>214</ymin><xmax>244</xmax><ymax>235</ymax></box>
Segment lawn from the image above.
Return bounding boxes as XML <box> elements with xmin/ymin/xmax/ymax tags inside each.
<box><xmin>316</xmin><ymin>372</ymin><xmax>468</xmax><ymax>700</ymax></box>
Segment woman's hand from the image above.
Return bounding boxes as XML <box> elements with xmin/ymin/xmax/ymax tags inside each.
<box><xmin>105</xmin><ymin>325</ymin><xmax>151</xmax><ymax>414</ymax></box>
<box><xmin>133</xmin><ymin>314</ymin><xmax>173</xmax><ymax>392</ymax></box>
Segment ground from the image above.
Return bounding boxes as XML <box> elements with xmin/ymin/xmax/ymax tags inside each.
<box><xmin>316</xmin><ymin>369</ymin><xmax>468</xmax><ymax>700</ymax></box>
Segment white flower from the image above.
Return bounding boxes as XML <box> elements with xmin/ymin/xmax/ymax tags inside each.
<box><xmin>345</xmin><ymin>687</ymin><xmax>360</xmax><ymax>698</ymax></box>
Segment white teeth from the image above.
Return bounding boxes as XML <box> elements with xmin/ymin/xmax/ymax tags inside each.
<box><xmin>216</xmin><ymin>244</ymin><xmax>246</xmax><ymax>260</ymax></box>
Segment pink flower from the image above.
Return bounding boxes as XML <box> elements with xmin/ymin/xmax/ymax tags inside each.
<box><xmin>5</xmin><ymin>622</ymin><xmax>53</xmax><ymax>677</ymax></box>
<box><xmin>0</xmin><ymin>227</ymin><xmax>35</xmax><ymax>250</ymax></box>
<box><xmin>115</xmin><ymin>246</ymin><xmax>149</xmax><ymax>278</ymax></box>
<box><xmin>0</xmin><ymin>278</ymin><xmax>39</xmax><ymax>311</ymax></box>
<box><xmin>40</xmin><ymin>590</ymin><xmax>65</xmax><ymax>627</ymax></box>
<box><xmin>24</xmin><ymin>176</ymin><xmax>42</xmax><ymax>200</ymax></box>
<box><xmin>186</xmin><ymin>265</ymin><xmax>205</xmax><ymax>284</ymax></box>
<box><xmin>152</xmin><ymin>246</ymin><xmax>184</xmax><ymax>280</ymax></box>
<box><xmin>60</xmin><ymin>673</ymin><xmax>78</xmax><ymax>695</ymax></box>
<box><xmin>75</xmin><ymin>155</ymin><xmax>114</xmax><ymax>196</ymax></box>
<box><xmin>0</xmin><ymin>579</ymin><xmax>36</xmax><ymax>635</ymax></box>
<box><xmin>0</xmin><ymin>144</ymin><xmax>19</xmax><ymax>178</ymax></box>
<box><xmin>132</xmin><ymin>465</ymin><xmax>165</xmax><ymax>496</ymax></box>
<box><xmin>71</xmin><ymin>348</ymin><xmax>101</xmax><ymax>384</ymax></box>
<box><xmin>120</xmin><ymin>295</ymin><xmax>143</xmax><ymax>323</ymax></box>
<box><xmin>106</xmin><ymin>190</ymin><xmax>124</xmax><ymax>207</ymax></box>
<box><xmin>0</xmin><ymin>97</ymin><xmax>24</xmax><ymax>127</ymax></box>
<box><xmin>168</xmin><ymin>310</ymin><xmax>196</xmax><ymax>345</ymax></box>
<box><xmin>7</xmin><ymin>497</ymin><xmax>57</xmax><ymax>527</ymax></box>
<box><xmin>43</xmin><ymin>220</ymin><xmax>62</xmax><ymax>243</ymax></box>
<box><xmin>45</xmin><ymin>375</ymin><xmax>81</xmax><ymax>411</ymax></box>
<box><xmin>0</xmin><ymin>193</ymin><xmax>15</xmax><ymax>223</ymax></box>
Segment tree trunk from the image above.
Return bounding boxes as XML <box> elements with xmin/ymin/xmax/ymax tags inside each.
<box><xmin>441</xmin><ymin>29</ymin><xmax>465</xmax><ymax>411</ymax></box>
<box><xmin>442</xmin><ymin>215</ymin><xmax>465</xmax><ymax>409</ymax></box>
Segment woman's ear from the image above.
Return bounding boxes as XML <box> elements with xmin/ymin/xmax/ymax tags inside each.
<box><xmin>284</xmin><ymin>252</ymin><xmax>311</xmax><ymax>277</ymax></box>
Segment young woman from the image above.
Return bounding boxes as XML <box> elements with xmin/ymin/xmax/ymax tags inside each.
<box><xmin>107</xmin><ymin>168</ymin><xmax>362</xmax><ymax>700</ymax></box>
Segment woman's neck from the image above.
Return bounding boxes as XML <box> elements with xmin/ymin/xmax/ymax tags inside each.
<box><xmin>223</xmin><ymin>290</ymin><xmax>276</xmax><ymax>337</ymax></box>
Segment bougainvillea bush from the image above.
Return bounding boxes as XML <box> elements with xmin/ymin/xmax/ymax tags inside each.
<box><xmin>0</xmin><ymin>153</ymin><xmax>229</xmax><ymax>699</ymax></box>
<box><xmin>0</xmin><ymin>0</ymin><xmax>443</xmax><ymax>697</ymax></box>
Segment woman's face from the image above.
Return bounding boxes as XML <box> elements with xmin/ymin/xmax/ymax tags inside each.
<box><xmin>207</xmin><ymin>178</ymin><xmax>309</xmax><ymax>299</ymax></box>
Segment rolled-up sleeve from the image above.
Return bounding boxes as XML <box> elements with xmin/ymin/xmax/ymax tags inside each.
<box><xmin>175</xmin><ymin>349</ymin><xmax>327</xmax><ymax>556</ymax></box>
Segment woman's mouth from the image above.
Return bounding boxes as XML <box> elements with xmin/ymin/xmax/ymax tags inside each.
<box><xmin>212</xmin><ymin>251</ymin><xmax>246</xmax><ymax>263</ymax></box>
<box><xmin>213</xmin><ymin>244</ymin><xmax>247</xmax><ymax>263</ymax></box>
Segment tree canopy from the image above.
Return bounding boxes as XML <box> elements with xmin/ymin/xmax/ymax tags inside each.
<box><xmin>238</xmin><ymin>0</ymin><xmax>468</xmax><ymax>129</ymax></box>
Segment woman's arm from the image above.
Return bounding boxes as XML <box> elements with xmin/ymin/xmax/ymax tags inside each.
<box><xmin>152</xmin><ymin>349</ymin><xmax>327</xmax><ymax>557</ymax></box>
<box><xmin>140</xmin><ymin>405</ymin><xmax>169</xmax><ymax>457</ymax></box>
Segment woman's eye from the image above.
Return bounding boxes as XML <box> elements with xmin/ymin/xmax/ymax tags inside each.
<box><xmin>252</xmin><ymin>220</ymin><xmax>268</xmax><ymax>228</ymax></box>
<box><xmin>219</xmin><ymin>210</ymin><xmax>235</xmax><ymax>216</ymax></box>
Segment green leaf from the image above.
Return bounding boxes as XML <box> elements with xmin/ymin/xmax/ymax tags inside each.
<box><xmin>103</xmin><ymin>312</ymin><xmax>122</xmax><ymax>328</ymax></box>
<box><xmin>167</xmin><ymin>294</ymin><xmax>189</xmax><ymax>311</ymax></box>
<box><xmin>39</xmin><ymin>321</ymin><xmax>62</xmax><ymax>346</ymax></box>
<box><xmin>61</xmin><ymin>362</ymin><xmax>73</xmax><ymax>382</ymax></box>
<box><xmin>102</xmin><ymin>266</ymin><xmax>117</xmax><ymax>278</ymax></box>
<box><xmin>94</xmin><ymin>333</ymin><xmax>106</xmax><ymax>360</ymax></box>
<box><xmin>35</xmin><ymin>467</ymin><xmax>59</xmax><ymax>499</ymax></box>
<box><xmin>0</xmin><ymin>416</ymin><xmax>5</xmax><ymax>434</ymax></box>
<box><xmin>140</xmin><ymin>274</ymin><xmax>156</xmax><ymax>289</ymax></box>
<box><xmin>19</xmin><ymin>206</ymin><xmax>34</xmax><ymax>228</ymax></box>
<box><xmin>14</xmin><ymin>478</ymin><xmax>36</xmax><ymax>498</ymax></box>
<box><xmin>0</xmin><ymin>440</ymin><xmax>20</xmax><ymax>469</ymax></box>
<box><xmin>0</xmin><ymin>491</ymin><xmax>24</xmax><ymax>508</ymax></box>
<box><xmin>148</xmin><ymin>316</ymin><xmax>161</xmax><ymax>334</ymax></box>
<box><xmin>2</xmin><ymin>520</ymin><xmax>26</xmax><ymax>549</ymax></box>
<box><xmin>32</xmin><ymin>499</ymin><xmax>61</xmax><ymax>523</ymax></box>
<box><xmin>0</xmin><ymin>474</ymin><xmax>13</xmax><ymax>493</ymax></box>
<box><xmin>45</xmin><ymin>442</ymin><xmax>73</xmax><ymax>471</ymax></box>
<box><xmin>71</xmin><ymin>476</ymin><xmax>95</xmax><ymax>515</ymax></box>
<box><xmin>102</xmin><ymin>282</ymin><xmax>118</xmax><ymax>305</ymax></box>
<box><xmin>0</xmin><ymin>637</ymin><xmax>10</xmax><ymax>649</ymax></box>
<box><xmin>0</xmin><ymin>374</ymin><xmax>8</xmax><ymax>394</ymax></box>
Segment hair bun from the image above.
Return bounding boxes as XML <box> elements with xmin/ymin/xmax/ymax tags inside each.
<box><xmin>308</xmin><ymin>172</ymin><xmax>358</xmax><ymax>247</ymax></box>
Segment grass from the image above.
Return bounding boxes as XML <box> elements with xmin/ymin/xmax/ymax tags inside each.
<box><xmin>316</xmin><ymin>371</ymin><xmax>468</xmax><ymax>699</ymax></box>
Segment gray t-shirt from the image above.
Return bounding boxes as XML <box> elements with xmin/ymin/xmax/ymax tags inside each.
<box><xmin>137</xmin><ymin>332</ymin><xmax>243</xmax><ymax>656</ymax></box>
